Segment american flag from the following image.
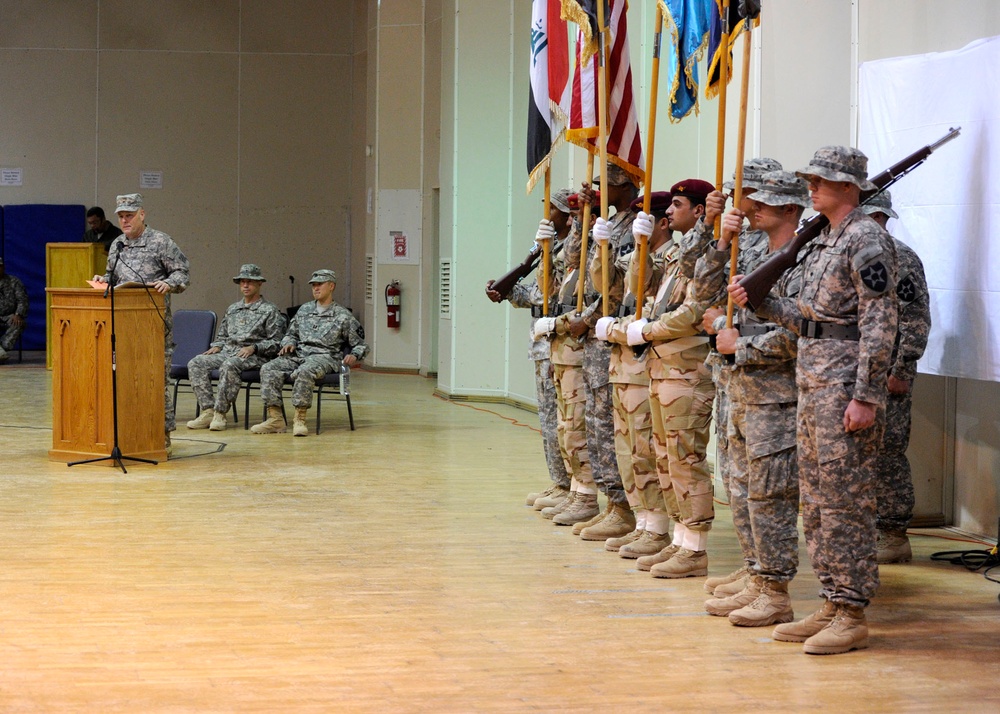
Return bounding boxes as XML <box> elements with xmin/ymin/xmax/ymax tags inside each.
<box><xmin>562</xmin><ymin>0</ymin><xmax>644</xmax><ymax>185</ymax></box>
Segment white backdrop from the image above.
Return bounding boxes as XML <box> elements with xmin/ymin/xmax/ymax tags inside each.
<box><xmin>859</xmin><ymin>35</ymin><xmax>1000</xmax><ymax>382</ymax></box>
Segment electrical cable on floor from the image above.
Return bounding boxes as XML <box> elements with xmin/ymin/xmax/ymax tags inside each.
<box><xmin>930</xmin><ymin>542</ymin><xmax>1000</xmax><ymax>600</ymax></box>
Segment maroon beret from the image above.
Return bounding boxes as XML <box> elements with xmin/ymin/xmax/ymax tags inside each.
<box><xmin>629</xmin><ymin>191</ymin><xmax>672</xmax><ymax>213</ymax></box>
<box><xmin>669</xmin><ymin>179</ymin><xmax>715</xmax><ymax>202</ymax></box>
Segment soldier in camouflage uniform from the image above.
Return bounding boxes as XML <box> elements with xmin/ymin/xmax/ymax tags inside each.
<box><xmin>695</xmin><ymin>158</ymin><xmax>782</xmax><ymax>596</ymax></box>
<box><xmin>547</xmin><ymin>164</ymin><xmax>637</xmax><ymax>535</ymax></box>
<box><xmin>698</xmin><ymin>171</ymin><xmax>809</xmax><ymax>626</ymax></box>
<box><xmin>487</xmin><ymin>189</ymin><xmax>574</xmax><ymax>507</ymax></box>
<box><xmin>731</xmin><ymin>146</ymin><xmax>898</xmax><ymax>655</ymax></box>
<box><xmin>186</xmin><ymin>264</ymin><xmax>287</xmax><ymax>431</ymax></box>
<box><xmin>0</xmin><ymin>257</ymin><xmax>29</xmax><ymax>362</ymax></box>
<box><xmin>597</xmin><ymin>191</ymin><xmax>682</xmax><ymax>558</ymax></box>
<box><xmin>862</xmin><ymin>191</ymin><xmax>931</xmax><ymax>564</ymax></box>
<box><xmin>624</xmin><ymin>179</ymin><xmax>719</xmax><ymax>578</ymax></box>
<box><xmin>93</xmin><ymin>194</ymin><xmax>190</xmax><ymax>450</ymax></box>
<box><xmin>251</xmin><ymin>269</ymin><xmax>368</xmax><ymax>437</ymax></box>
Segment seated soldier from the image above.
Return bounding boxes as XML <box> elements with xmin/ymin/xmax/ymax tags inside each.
<box><xmin>186</xmin><ymin>264</ymin><xmax>286</xmax><ymax>431</ymax></box>
<box><xmin>251</xmin><ymin>269</ymin><xmax>368</xmax><ymax>436</ymax></box>
<box><xmin>0</xmin><ymin>257</ymin><xmax>29</xmax><ymax>363</ymax></box>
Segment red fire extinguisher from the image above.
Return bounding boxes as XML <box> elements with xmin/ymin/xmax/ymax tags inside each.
<box><xmin>385</xmin><ymin>280</ymin><xmax>401</xmax><ymax>328</ymax></box>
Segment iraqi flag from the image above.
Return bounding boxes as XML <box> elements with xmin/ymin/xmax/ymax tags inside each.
<box><xmin>563</xmin><ymin>0</ymin><xmax>644</xmax><ymax>185</ymax></box>
<box><xmin>527</xmin><ymin>0</ymin><xmax>570</xmax><ymax>193</ymax></box>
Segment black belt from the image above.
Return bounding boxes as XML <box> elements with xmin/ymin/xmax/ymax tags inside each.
<box><xmin>738</xmin><ymin>323</ymin><xmax>778</xmax><ymax>337</ymax></box>
<box><xmin>800</xmin><ymin>320</ymin><xmax>860</xmax><ymax>340</ymax></box>
<box><xmin>531</xmin><ymin>304</ymin><xmax>558</xmax><ymax>318</ymax></box>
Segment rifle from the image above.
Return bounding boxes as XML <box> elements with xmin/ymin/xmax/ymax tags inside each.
<box><xmin>736</xmin><ymin>127</ymin><xmax>961</xmax><ymax>310</ymax></box>
<box><xmin>489</xmin><ymin>240</ymin><xmax>564</xmax><ymax>301</ymax></box>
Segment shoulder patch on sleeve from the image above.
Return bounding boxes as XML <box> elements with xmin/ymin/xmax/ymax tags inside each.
<box><xmin>896</xmin><ymin>274</ymin><xmax>916</xmax><ymax>303</ymax></box>
<box><xmin>860</xmin><ymin>261</ymin><xmax>890</xmax><ymax>293</ymax></box>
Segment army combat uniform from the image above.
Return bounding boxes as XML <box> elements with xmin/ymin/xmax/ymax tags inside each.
<box><xmin>103</xmin><ymin>219</ymin><xmax>190</xmax><ymax>433</ymax></box>
<box><xmin>0</xmin><ymin>266</ymin><xmax>29</xmax><ymax>357</ymax></box>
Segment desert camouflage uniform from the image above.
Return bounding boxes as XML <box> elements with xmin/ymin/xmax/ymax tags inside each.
<box><xmin>591</xmin><ymin>235</ymin><xmax>658</xmax><ymax>513</ymax></box>
<box><xmin>624</xmin><ymin>220</ymin><xmax>717</xmax><ymax>533</ymax></box>
<box><xmin>0</xmin><ymin>272</ymin><xmax>29</xmax><ymax>351</ymax></box>
<box><xmin>556</xmin><ymin>209</ymin><xmax>635</xmax><ymax>507</ymax></box>
<box><xmin>696</xmin><ymin>233</ymin><xmax>802</xmax><ymax>582</ymax></box>
<box><xmin>876</xmin><ymin>237</ymin><xmax>930</xmax><ymax>533</ymax></box>
<box><xmin>260</xmin><ymin>301</ymin><xmax>368</xmax><ymax>408</ymax></box>
<box><xmin>509</xmin><ymin>277</ymin><xmax>571</xmax><ymax>490</ymax></box>
<box><xmin>103</xmin><ymin>228</ymin><xmax>190</xmax><ymax>431</ymax></box>
<box><xmin>188</xmin><ymin>297</ymin><xmax>287</xmax><ymax>413</ymax></box>
<box><xmin>758</xmin><ymin>208</ymin><xmax>898</xmax><ymax>608</ymax></box>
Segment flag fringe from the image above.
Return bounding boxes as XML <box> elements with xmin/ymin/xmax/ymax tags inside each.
<box><xmin>527</xmin><ymin>131</ymin><xmax>567</xmax><ymax>195</ymax></box>
<box><xmin>561</xmin><ymin>1</ymin><xmax>598</xmax><ymax>64</ymax></box>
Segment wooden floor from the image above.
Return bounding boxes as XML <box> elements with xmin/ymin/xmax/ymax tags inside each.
<box><xmin>1</xmin><ymin>359</ymin><xmax>998</xmax><ymax>712</ymax></box>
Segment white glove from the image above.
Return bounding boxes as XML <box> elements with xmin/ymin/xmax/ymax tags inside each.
<box><xmin>632</xmin><ymin>211</ymin><xmax>654</xmax><ymax>240</ymax></box>
<box><xmin>532</xmin><ymin>316</ymin><xmax>556</xmax><ymax>340</ymax></box>
<box><xmin>593</xmin><ymin>217</ymin><xmax>611</xmax><ymax>245</ymax></box>
<box><xmin>535</xmin><ymin>219</ymin><xmax>556</xmax><ymax>245</ymax></box>
<box><xmin>626</xmin><ymin>318</ymin><xmax>649</xmax><ymax>346</ymax></box>
<box><xmin>594</xmin><ymin>316</ymin><xmax>614</xmax><ymax>342</ymax></box>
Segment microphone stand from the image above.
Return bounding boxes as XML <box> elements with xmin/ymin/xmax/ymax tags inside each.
<box><xmin>69</xmin><ymin>249</ymin><xmax>159</xmax><ymax>473</ymax></box>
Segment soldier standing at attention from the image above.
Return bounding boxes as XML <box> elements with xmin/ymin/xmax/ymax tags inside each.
<box><xmin>186</xmin><ymin>264</ymin><xmax>287</xmax><ymax>431</ymax></box>
<box><xmin>92</xmin><ymin>193</ymin><xmax>190</xmax><ymax>452</ymax></box>
<box><xmin>487</xmin><ymin>189</ymin><xmax>574</xmax><ymax>509</ymax></box>
<box><xmin>252</xmin><ymin>269</ymin><xmax>368</xmax><ymax>437</ymax></box>
<box><xmin>861</xmin><ymin>191</ymin><xmax>931</xmax><ymax>564</ymax></box>
<box><xmin>730</xmin><ymin>146</ymin><xmax>898</xmax><ymax>655</ymax></box>
<box><xmin>699</xmin><ymin>171</ymin><xmax>808</xmax><ymax>627</ymax></box>
<box><xmin>625</xmin><ymin>179</ymin><xmax>719</xmax><ymax>579</ymax></box>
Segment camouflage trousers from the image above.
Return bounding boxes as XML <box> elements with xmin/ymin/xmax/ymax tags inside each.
<box><xmin>260</xmin><ymin>354</ymin><xmax>340</xmax><ymax>409</ymax></box>
<box><xmin>536</xmin><ymin>359</ymin><xmax>571</xmax><ymax>489</ymax></box>
<box><xmin>648</xmin><ymin>376</ymin><xmax>716</xmax><ymax>530</ymax></box>
<box><xmin>728</xmin><ymin>399</ymin><xmax>800</xmax><ymax>582</ymax></box>
<box><xmin>612</xmin><ymin>382</ymin><xmax>662</xmax><ymax>512</ymax></box>
<box><xmin>163</xmin><ymin>310</ymin><xmax>175</xmax><ymax>432</ymax></box>
<box><xmin>552</xmin><ymin>363</ymin><xmax>595</xmax><ymax>489</ymax></box>
<box><xmin>798</xmin><ymin>383</ymin><xmax>883</xmax><ymax>608</ymax></box>
<box><xmin>874</xmin><ymin>389</ymin><xmax>915</xmax><ymax>533</ymax></box>
<box><xmin>584</xmin><ymin>341</ymin><xmax>627</xmax><ymax>506</ymax></box>
<box><xmin>189</xmin><ymin>351</ymin><xmax>268</xmax><ymax>413</ymax></box>
<box><xmin>713</xmin><ymin>384</ymin><xmax>746</xmax><ymax>556</ymax></box>
<box><xmin>0</xmin><ymin>314</ymin><xmax>25</xmax><ymax>351</ymax></box>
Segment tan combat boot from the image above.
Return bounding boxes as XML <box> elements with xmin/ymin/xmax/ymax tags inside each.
<box><xmin>534</xmin><ymin>486</ymin><xmax>570</xmax><ymax>511</ymax></box>
<box><xmin>704</xmin><ymin>564</ymin><xmax>752</xmax><ymax>594</ymax></box>
<box><xmin>802</xmin><ymin>604</ymin><xmax>869</xmax><ymax>655</ymax></box>
<box><xmin>527</xmin><ymin>484</ymin><xmax>560</xmax><ymax>506</ymax></box>
<box><xmin>636</xmin><ymin>544</ymin><xmax>680</xmax><ymax>571</ymax></box>
<box><xmin>573</xmin><ymin>501</ymin><xmax>612</xmax><ymax>535</ymax></box>
<box><xmin>772</xmin><ymin>599</ymin><xmax>837</xmax><ymax>643</ymax></box>
<box><xmin>877</xmin><ymin>530</ymin><xmax>912</xmax><ymax>564</ymax></box>
<box><xmin>705</xmin><ymin>575</ymin><xmax>763</xmax><ymax>617</ymax></box>
<box><xmin>292</xmin><ymin>407</ymin><xmax>309</xmax><ymax>437</ymax></box>
<box><xmin>552</xmin><ymin>492</ymin><xmax>599</xmax><ymax>525</ymax></box>
<box><xmin>579</xmin><ymin>504</ymin><xmax>636</xmax><ymax>541</ymax></box>
<box><xmin>251</xmin><ymin>405</ymin><xmax>287</xmax><ymax>434</ymax></box>
<box><xmin>186</xmin><ymin>408</ymin><xmax>215</xmax><ymax>429</ymax></box>
<box><xmin>605</xmin><ymin>528</ymin><xmax>643</xmax><ymax>552</ymax></box>
<box><xmin>728</xmin><ymin>578</ymin><xmax>794</xmax><ymax>627</ymax></box>
<box><xmin>619</xmin><ymin>530</ymin><xmax>672</xmax><ymax>559</ymax></box>
<box><xmin>542</xmin><ymin>492</ymin><xmax>575</xmax><ymax>519</ymax></box>
<box><xmin>650</xmin><ymin>548</ymin><xmax>708</xmax><ymax>579</ymax></box>
<box><xmin>164</xmin><ymin>433</ymin><xmax>172</xmax><ymax>457</ymax></box>
<box><xmin>209</xmin><ymin>410</ymin><xmax>227</xmax><ymax>431</ymax></box>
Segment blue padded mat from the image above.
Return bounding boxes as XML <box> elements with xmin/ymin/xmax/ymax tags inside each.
<box><xmin>2</xmin><ymin>204</ymin><xmax>86</xmax><ymax>350</ymax></box>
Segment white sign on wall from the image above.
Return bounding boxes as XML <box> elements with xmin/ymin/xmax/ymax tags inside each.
<box><xmin>139</xmin><ymin>170</ymin><xmax>164</xmax><ymax>189</ymax></box>
<box><xmin>1</xmin><ymin>168</ymin><xmax>23</xmax><ymax>186</ymax></box>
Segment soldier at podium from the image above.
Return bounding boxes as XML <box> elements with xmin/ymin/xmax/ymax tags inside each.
<box><xmin>91</xmin><ymin>193</ymin><xmax>190</xmax><ymax>452</ymax></box>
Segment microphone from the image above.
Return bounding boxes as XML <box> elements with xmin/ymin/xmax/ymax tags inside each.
<box><xmin>104</xmin><ymin>239</ymin><xmax>124</xmax><ymax>298</ymax></box>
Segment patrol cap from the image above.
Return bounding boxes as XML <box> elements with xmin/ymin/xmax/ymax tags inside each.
<box><xmin>628</xmin><ymin>191</ymin><xmax>672</xmax><ymax>215</ymax></box>
<box><xmin>723</xmin><ymin>157</ymin><xmax>783</xmax><ymax>192</ymax></box>
<box><xmin>308</xmin><ymin>269</ymin><xmax>337</xmax><ymax>284</ymax></box>
<box><xmin>669</xmin><ymin>178</ymin><xmax>715</xmax><ymax>205</ymax></box>
<box><xmin>233</xmin><ymin>263</ymin><xmax>266</xmax><ymax>283</ymax></box>
<box><xmin>593</xmin><ymin>163</ymin><xmax>637</xmax><ymax>187</ymax></box>
<box><xmin>796</xmin><ymin>146</ymin><xmax>876</xmax><ymax>191</ymax></box>
<box><xmin>115</xmin><ymin>193</ymin><xmax>143</xmax><ymax>213</ymax></box>
<box><xmin>860</xmin><ymin>189</ymin><xmax>898</xmax><ymax>219</ymax></box>
<box><xmin>550</xmin><ymin>188</ymin><xmax>573</xmax><ymax>214</ymax></box>
<box><xmin>749</xmin><ymin>171</ymin><xmax>811</xmax><ymax>208</ymax></box>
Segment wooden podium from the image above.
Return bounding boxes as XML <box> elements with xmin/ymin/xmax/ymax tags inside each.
<box><xmin>47</xmin><ymin>287</ymin><xmax>167</xmax><ymax>464</ymax></box>
<box><xmin>46</xmin><ymin>242</ymin><xmax>108</xmax><ymax>369</ymax></box>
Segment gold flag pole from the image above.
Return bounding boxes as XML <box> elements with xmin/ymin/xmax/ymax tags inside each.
<box><xmin>725</xmin><ymin>21</ymin><xmax>753</xmax><ymax>328</ymax></box>
<box><xmin>713</xmin><ymin>0</ymin><xmax>731</xmax><ymax>240</ymax></box>
<box><xmin>542</xmin><ymin>169</ymin><xmax>552</xmax><ymax>316</ymax></box>
<box><xmin>576</xmin><ymin>152</ymin><xmax>596</xmax><ymax>314</ymax></box>
<box><xmin>635</xmin><ymin>5</ymin><xmax>664</xmax><ymax>316</ymax></box>
<box><xmin>596</xmin><ymin>0</ymin><xmax>611</xmax><ymax>317</ymax></box>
